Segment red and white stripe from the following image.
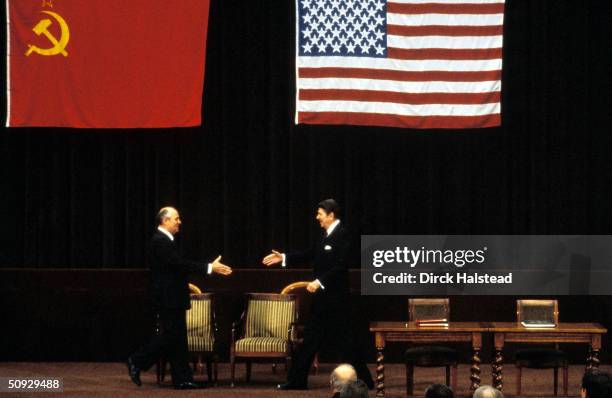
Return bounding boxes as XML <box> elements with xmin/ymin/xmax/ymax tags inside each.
<box><xmin>5</xmin><ymin>0</ymin><xmax>11</xmax><ymax>127</ymax></box>
<box><xmin>295</xmin><ymin>0</ymin><xmax>505</xmax><ymax>129</ymax></box>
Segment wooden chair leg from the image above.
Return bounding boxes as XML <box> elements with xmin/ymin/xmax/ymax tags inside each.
<box><xmin>198</xmin><ymin>354</ymin><xmax>205</xmax><ymax>375</ymax></box>
<box><xmin>206</xmin><ymin>358</ymin><xmax>213</xmax><ymax>382</ymax></box>
<box><xmin>554</xmin><ymin>367</ymin><xmax>559</xmax><ymax>396</ymax></box>
<box><xmin>405</xmin><ymin>364</ymin><xmax>414</xmax><ymax>397</ymax></box>
<box><xmin>156</xmin><ymin>361</ymin><xmax>161</xmax><ymax>385</ymax></box>
<box><xmin>213</xmin><ymin>355</ymin><xmax>219</xmax><ymax>384</ymax></box>
<box><xmin>563</xmin><ymin>365</ymin><xmax>568</xmax><ymax>396</ymax></box>
<box><xmin>517</xmin><ymin>366</ymin><xmax>522</xmax><ymax>396</ymax></box>
<box><xmin>451</xmin><ymin>364</ymin><xmax>458</xmax><ymax>393</ymax></box>
<box><xmin>246</xmin><ymin>360</ymin><xmax>252</xmax><ymax>383</ymax></box>
<box><xmin>313</xmin><ymin>353</ymin><xmax>319</xmax><ymax>375</ymax></box>
<box><xmin>445</xmin><ymin>366</ymin><xmax>451</xmax><ymax>386</ymax></box>
<box><xmin>230</xmin><ymin>354</ymin><xmax>236</xmax><ymax>387</ymax></box>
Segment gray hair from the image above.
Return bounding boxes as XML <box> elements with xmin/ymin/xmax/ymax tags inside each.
<box><xmin>339</xmin><ymin>379</ymin><xmax>369</xmax><ymax>398</ymax></box>
<box><xmin>330</xmin><ymin>364</ymin><xmax>357</xmax><ymax>392</ymax></box>
<box><xmin>473</xmin><ymin>385</ymin><xmax>504</xmax><ymax>398</ymax></box>
<box><xmin>155</xmin><ymin>207</ymin><xmax>173</xmax><ymax>225</ymax></box>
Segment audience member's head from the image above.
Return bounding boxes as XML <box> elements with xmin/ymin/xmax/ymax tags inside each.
<box><xmin>425</xmin><ymin>383</ymin><xmax>454</xmax><ymax>398</ymax></box>
<box><xmin>472</xmin><ymin>385</ymin><xmax>504</xmax><ymax>398</ymax></box>
<box><xmin>339</xmin><ymin>379</ymin><xmax>369</xmax><ymax>398</ymax></box>
<box><xmin>581</xmin><ymin>369</ymin><xmax>612</xmax><ymax>398</ymax></box>
<box><xmin>330</xmin><ymin>364</ymin><xmax>357</xmax><ymax>394</ymax></box>
<box><xmin>473</xmin><ymin>385</ymin><xmax>504</xmax><ymax>398</ymax></box>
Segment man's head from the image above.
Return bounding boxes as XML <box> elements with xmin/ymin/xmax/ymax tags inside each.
<box><xmin>581</xmin><ymin>369</ymin><xmax>612</xmax><ymax>398</ymax></box>
<box><xmin>425</xmin><ymin>384</ymin><xmax>454</xmax><ymax>398</ymax></box>
<box><xmin>339</xmin><ymin>379</ymin><xmax>369</xmax><ymax>398</ymax></box>
<box><xmin>473</xmin><ymin>385</ymin><xmax>504</xmax><ymax>398</ymax></box>
<box><xmin>156</xmin><ymin>207</ymin><xmax>181</xmax><ymax>235</ymax></box>
<box><xmin>316</xmin><ymin>198</ymin><xmax>340</xmax><ymax>230</ymax></box>
<box><xmin>330</xmin><ymin>364</ymin><xmax>357</xmax><ymax>393</ymax></box>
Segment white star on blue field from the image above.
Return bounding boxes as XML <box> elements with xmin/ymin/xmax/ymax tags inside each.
<box><xmin>298</xmin><ymin>0</ymin><xmax>387</xmax><ymax>57</ymax></box>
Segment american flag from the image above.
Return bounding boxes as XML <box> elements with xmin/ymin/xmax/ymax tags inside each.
<box><xmin>295</xmin><ymin>0</ymin><xmax>505</xmax><ymax>129</ymax></box>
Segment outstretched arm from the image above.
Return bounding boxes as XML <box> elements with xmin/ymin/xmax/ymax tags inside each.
<box><xmin>153</xmin><ymin>239</ymin><xmax>232</xmax><ymax>277</ymax></box>
<box><xmin>210</xmin><ymin>255</ymin><xmax>232</xmax><ymax>276</ymax></box>
<box><xmin>262</xmin><ymin>247</ymin><xmax>314</xmax><ymax>267</ymax></box>
<box><xmin>262</xmin><ymin>250</ymin><xmax>284</xmax><ymax>267</ymax></box>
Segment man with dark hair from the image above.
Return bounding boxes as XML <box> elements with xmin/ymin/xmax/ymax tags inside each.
<box><xmin>581</xmin><ymin>369</ymin><xmax>612</xmax><ymax>398</ymax></box>
<box><xmin>339</xmin><ymin>379</ymin><xmax>369</xmax><ymax>398</ymax></box>
<box><xmin>318</xmin><ymin>198</ymin><xmax>341</xmax><ymax>218</ymax></box>
<box><xmin>127</xmin><ymin>207</ymin><xmax>232</xmax><ymax>389</ymax></box>
<box><xmin>425</xmin><ymin>384</ymin><xmax>454</xmax><ymax>398</ymax></box>
<box><xmin>263</xmin><ymin>199</ymin><xmax>373</xmax><ymax>390</ymax></box>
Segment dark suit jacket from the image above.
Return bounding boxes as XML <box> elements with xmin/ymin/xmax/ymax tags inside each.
<box><xmin>149</xmin><ymin>230</ymin><xmax>209</xmax><ymax>310</ymax></box>
<box><xmin>285</xmin><ymin>222</ymin><xmax>351</xmax><ymax>312</ymax></box>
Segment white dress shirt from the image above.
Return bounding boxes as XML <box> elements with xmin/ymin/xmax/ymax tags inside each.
<box><xmin>281</xmin><ymin>219</ymin><xmax>341</xmax><ymax>289</ymax></box>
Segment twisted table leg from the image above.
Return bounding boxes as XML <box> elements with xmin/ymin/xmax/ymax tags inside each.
<box><xmin>492</xmin><ymin>349</ymin><xmax>503</xmax><ymax>390</ymax></box>
<box><xmin>470</xmin><ymin>349</ymin><xmax>481</xmax><ymax>390</ymax></box>
<box><xmin>376</xmin><ymin>349</ymin><xmax>385</xmax><ymax>397</ymax></box>
<box><xmin>587</xmin><ymin>349</ymin><xmax>601</xmax><ymax>370</ymax></box>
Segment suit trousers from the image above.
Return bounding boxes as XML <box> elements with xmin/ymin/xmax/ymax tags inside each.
<box><xmin>131</xmin><ymin>308</ymin><xmax>193</xmax><ymax>385</ymax></box>
<box><xmin>287</xmin><ymin>304</ymin><xmax>373</xmax><ymax>387</ymax></box>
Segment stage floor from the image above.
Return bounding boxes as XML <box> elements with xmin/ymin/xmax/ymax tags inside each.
<box><xmin>0</xmin><ymin>362</ymin><xmax>608</xmax><ymax>397</ymax></box>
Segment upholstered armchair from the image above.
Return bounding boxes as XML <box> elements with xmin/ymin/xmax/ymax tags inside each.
<box><xmin>230</xmin><ymin>293</ymin><xmax>297</xmax><ymax>387</ymax></box>
<box><xmin>157</xmin><ymin>284</ymin><xmax>218</xmax><ymax>385</ymax></box>
<box><xmin>280</xmin><ymin>281</ymin><xmax>319</xmax><ymax>374</ymax></box>
<box><xmin>186</xmin><ymin>292</ymin><xmax>218</xmax><ymax>383</ymax></box>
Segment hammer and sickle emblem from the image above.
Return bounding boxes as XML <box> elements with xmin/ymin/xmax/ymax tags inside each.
<box><xmin>25</xmin><ymin>11</ymin><xmax>70</xmax><ymax>57</ymax></box>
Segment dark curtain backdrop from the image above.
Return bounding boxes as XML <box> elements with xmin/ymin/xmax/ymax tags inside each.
<box><xmin>1</xmin><ymin>1</ymin><xmax>611</xmax><ymax>268</ymax></box>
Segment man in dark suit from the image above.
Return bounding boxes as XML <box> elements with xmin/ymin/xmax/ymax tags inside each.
<box><xmin>127</xmin><ymin>207</ymin><xmax>232</xmax><ymax>389</ymax></box>
<box><xmin>262</xmin><ymin>199</ymin><xmax>373</xmax><ymax>390</ymax></box>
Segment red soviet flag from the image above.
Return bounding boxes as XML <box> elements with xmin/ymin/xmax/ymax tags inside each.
<box><xmin>6</xmin><ymin>0</ymin><xmax>210</xmax><ymax>128</ymax></box>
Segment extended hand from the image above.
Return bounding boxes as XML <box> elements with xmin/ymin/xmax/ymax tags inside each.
<box><xmin>262</xmin><ymin>250</ymin><xmax>283</xmax><ymax>267</ymax></box>
<box><xmin>211</xmin><ymin>255</ymin><xmax>232</xmax><ymax>276</ymax></box>
<box><xmin>306</xmin><ymin>280</ymin><xmax>321</xmax><ymax>293</ymax></box>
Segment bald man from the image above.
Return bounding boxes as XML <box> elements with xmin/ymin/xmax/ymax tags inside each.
<box><xmin>330</xmin><ymin>364</ymin><xmax>357</xmax><ymax>398</ymax></box>
<box><xmin>473</xmin><ymin>385</ymin><xmax>503</xmax><ymax>398</ymax></box>
<box><xmin>127</xmin><ymin>207</ymin><xmax>232</xmax><ymax>389</ymax></box>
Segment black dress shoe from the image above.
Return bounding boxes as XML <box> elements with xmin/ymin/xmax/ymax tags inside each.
<box><xmin>174</xmin><ymin>381</ymin><xmax>206</xmax><ymax>390</ymax></box>
<box><xmin>126</xmin><ymin>357</ymin><xmax>142</xmax><ymax>387</ymax></box>
<box><xmin>277</xmin><ymin>382</ymin><xmax>307</xmax><ymax>390</ymax></box>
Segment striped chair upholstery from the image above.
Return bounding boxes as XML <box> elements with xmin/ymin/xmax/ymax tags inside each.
<box><xmin>242</xmin><ymin>299</ymin><xmax>295</xmax><ymax>340</ymax></box>
<box><xmin>230</xmin><ymin>293</ymin><xmax>297</xmax><ymax>386</ymax></box>
<box><xmin>187</xmin><ymin>296</ymin><xmax>214</xmax><ymax>352</ymax></box>
<box><xmin>235</xmin><ymin>337</ymin><xmax>288</xmax><ymax>353</ymax></box>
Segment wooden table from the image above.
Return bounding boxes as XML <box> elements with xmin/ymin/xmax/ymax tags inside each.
<box><xmin>370</xmin><ymin>322</ymin><xmax>607</xmax><ymax>397</ymax></box>
<box><xmin>369</xmin><ymin>322</ymin><xmax>489</xmax><ymax>398</ymax></box>
<box><xmin>490</xmin><ymin>322</ymin><xmax>607</xmax><ymax>390</ymax></box>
